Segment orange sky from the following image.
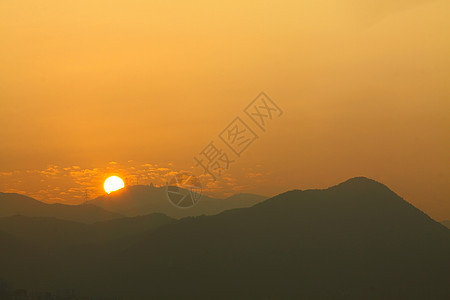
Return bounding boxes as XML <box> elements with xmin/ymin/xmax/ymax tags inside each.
<box><xmin>0</xmin><ymin>0</ymin><xmax>449</xmax><ymax>220</ymax></box>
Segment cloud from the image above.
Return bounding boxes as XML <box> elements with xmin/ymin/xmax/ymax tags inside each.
<box><xmin>0</xmin><ymin>160</ymin><xmax>271</xmax><ymax>204</ymax></box>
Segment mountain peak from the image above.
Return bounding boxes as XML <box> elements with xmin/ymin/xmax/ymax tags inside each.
<box><xmin>334</xmin><ymin>176</ymin><xmax>387</xmax><ymax>189</ymax></box>
<box><xmin>251</xmin><ymin>177</ymin><xmax>425</xmax><ymax>224</ymax></box>
<box><xmin>327</xmin><ymin>176</ymin><xmax>396</xmax><ymax>198</ymax></box>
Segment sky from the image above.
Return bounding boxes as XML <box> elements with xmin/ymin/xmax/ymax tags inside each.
<box><xmin>0</xmin><ymin>0</ymin><xmax>449</xmax><ymax>220</ymax></box>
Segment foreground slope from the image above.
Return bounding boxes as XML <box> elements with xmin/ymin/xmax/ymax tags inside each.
<box><xmin>0</xmin><ymin>213</ymin><xmax>175</xmax><ymax>293</ymax></box>
<box><xmin>89</xmin><ymin>177</ymin><xmax>450</xmax><ymax>299</ymax></box>
<box><xmin>0</xmin><ymin>213</ymin><xmax>174</xmax><ymax>248</ymax></box>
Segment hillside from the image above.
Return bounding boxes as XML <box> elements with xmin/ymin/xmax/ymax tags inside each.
<box><xmin>85</xmin><ymin>177</ymin><xmax>450</xmax><ymax>298</ymax></box>
<box><xmin>1</xmin><ymin>177</ymin><xmax>448</xmax><ymax>299</ymax></box>
<box><xmin>0</xmin><ymin>213</ymin><xmax>174</xmax><ymax>248</ymax></box>
<box><xmin>441</xmin><ymin>220</ymin><xmax>450</xmax><ymax>229</ymax></box>
<box><xmin>0</xmin><ymin>193</ymin><xmax>121</xmax><ymax>223</ymax></box>
<box><xmin>85</xmin><ymin>184</ymin><xmax>267</xmax><ymax>218</ymax></box>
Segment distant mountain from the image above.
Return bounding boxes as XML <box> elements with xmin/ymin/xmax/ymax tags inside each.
<box><xmin>223</xmin><ymin>192</ymin><xmax>268</xmax><ymax>203</ymax></box>
<box><xmin>87</xmin><ymin>177</ymin><xmax>450</xmax><ymax>298</ymax></box>
<box><xmin>442</xmin><ymin>220</ymin><xmax>450</xmax><ymax>229</ymax></box>
<box><xmin>0</xmin><ymin>192</ymin><xmax>122</xmax><ymax>223</ymax></box>
<box><xmin>85</xmin><ymin>185</ymin><xmax>267</xmax><ymax>218</ymax></box>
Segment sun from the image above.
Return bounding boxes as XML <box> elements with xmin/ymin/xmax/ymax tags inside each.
<box><xmin>104</xmin><ymin>176</ymin><xmax>125</xmax><ymax>194</ymax></box>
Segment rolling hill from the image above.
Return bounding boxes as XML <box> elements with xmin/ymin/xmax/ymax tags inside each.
<box><xmin>0</xmin><ymin>192</ymin><xmax>122</xmax><ymax>223</ymax></box>
<box><xmin>0</xmin><ymin>213</ymin><xmax>175</xmax><ymax>294</ymax></box>
<box><xmin>87</xmin><ymin>177</ymin><xmax>450</xmax><ymax>298</ymax></box>
<box><xmin>0</xmin><ymin>213</ymin><xmax>174</xmax><ymax>248</ymax></box>
<box><xmin>0</xmin><ymin>177</ymin><xmax>448</xmax><ymax>299</ymax></box>
<box><xmin>85</xmin><ymin>184</ymin><xmax>267</xmax><ymax>218</ymax></box>
<box><xmin>441</xmin><ymin>220</ymin><xmax>450</xmax><ymax>229</ymax></box>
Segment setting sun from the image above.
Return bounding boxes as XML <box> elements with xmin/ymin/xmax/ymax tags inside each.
<box><xmin>104</xmin><ymin>176</ymin><xmax>125</xmax><ymax>194</ymax></box>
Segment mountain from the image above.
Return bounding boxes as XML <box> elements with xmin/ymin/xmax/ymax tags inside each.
<box><xmin>223</xmin><ymin>192</ymin><xmax>268</xmax><ymax>204</ymax></box>
<box><xmin>0</xmin><ymin>213</ymin><xmax>174</xmax><ymax>248</ymax></box>
<box><xmin>84</xmin><ymin>184</ymin><xmax>267</xmax><ymax>218</ymax></box>
<box><xmin>0</xmin><ymin>213</ymin><xmax>175</xmax><ymax>294</ymax></box>
<box><xmin>442</xmin><ymin>220</ymin><xmax>450</xmax><ymax>229</ymax></box>
<box><xmin>1</xmin><ymin>177</ymin><xmax>449</xmax><ymax>298</ymax></box>
<box><xmin>0</xmin><ymin>192</ymin><xmax>122</xmax><ymax>223</ymax></box>
<box><xmin>0</xmin><ymin>277</ymin><xmax>12</xmax><ymax>298</ymax></box>
<box><xmin>85</xmin><ymin>177</ymin><xmax>450</xmax><ymax>298</ymax></box>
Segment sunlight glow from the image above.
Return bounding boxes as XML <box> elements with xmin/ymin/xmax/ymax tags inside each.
<box><xmin>104</xmin><ymin>176</ymin><xmax>125</xmax><ymax>194</ymax></box>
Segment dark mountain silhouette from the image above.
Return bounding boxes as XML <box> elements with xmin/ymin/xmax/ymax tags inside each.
<box><xmin>0</xmin><ymin>213</ymin><xmax>174</xmax><ymax>294</ymax></box>
<box><xmin>0</xmin><ymin>213</ymin><xmax>174</xmax><ymax>248</ymax></box>
<box><xmin>0</xmin><ymin>192</ymin><xmax>121</xmax><ymax>223</ymax></box>
<box><xmin>0</xmin><ymin>228</ymin><xmax>43</xmax><ymax>293</ymax></box>
<box><xmin>0</xmin><ymin>277</ymin><xmax>12</xmax><ymax>298</ymax></box>
<box><xmin>85</xmin><ymin>177</ymin><xmax>449</xmax><ymax>298</ymax></box>
<box><xmin>85</xmin><ymin>184</ymin><xmax>267</xmax><ymax>218</ymax></box>
<box><xmin>223</xmin><ymin>192</ymin><xmax>268</xmax><ymax>203</ymax></box>
<box><xmin>0</xmin><ymin>177</ymin><xmax>448</xmax><ymax>299</ymax></box>
<box><xmin>442</xmin><ymin>220</ymin><xmax>450</xmax><ymax>229</ymax></box>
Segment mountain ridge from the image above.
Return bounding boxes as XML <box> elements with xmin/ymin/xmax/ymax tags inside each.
<box><xmin>442</xmin><ymin>220</ymin><xmax>450</xmax><ymax>228</ymax></box>
<box><xmin>82</xmin><ymin>177</ymin><xmax>450</xmax><ymax>298</ymax></box>
<box><xmin>0</xmin><ymin>192</ymin><xmax>122</xmax><ymax>223</ymax></box>
<box><xmin>84</xmin><ymin>184</ymin><xmax>268</xmax><ymax>218</ymax></box>
<box><xmin>1</xmin><ymin>177</ymin><xmax>448</xmax><ymax>298</ymax></box>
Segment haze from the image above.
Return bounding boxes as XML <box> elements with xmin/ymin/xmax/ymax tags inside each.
<box><xmin>0</xmin><ymin>0</ymin><xmax>449</xmax><ymax>220</ymax></box>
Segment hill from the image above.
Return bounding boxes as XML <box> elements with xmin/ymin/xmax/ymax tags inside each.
<box><xmin>85</xmin><ymin>184</ymin><xmax>267</xmax><ymax>218</ymax></box>
<box><xmin>442</xmin><ymin>220</ymin><xmax>450</xmax><ymax>229</ymax></box>
<box><xmin>0</xmin><ymin>213</ymin><xmax>174</xmax><ymax>248</ymax></box>
<box><xmin>0</xmin><ymin>213</ymin><xmax>175</xmax><ymax>293</ymax></box>
<box><xmin>0</xmin><ymin>192</ymin><xmax>121</xmax><ymax>223</ymax></box>
<box><xmin>1</xmin><ymin>177</ymin><xmax>448</xmax><ymax>298</ymax></box>
<box><xmin>87</xmin><ymin>177</ymin><xmax>450</xmax><ymax>298</ymax></box>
